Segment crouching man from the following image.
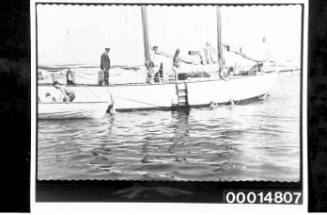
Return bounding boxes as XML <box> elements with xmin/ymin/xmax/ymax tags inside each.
<box><xmin>53</xmin><ymin>81</ymin><xmax>76</xmax><ymax>102</ymax></box>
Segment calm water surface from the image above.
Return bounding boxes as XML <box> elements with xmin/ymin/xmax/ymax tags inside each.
<box><xmin>38</xmin><ymin>73</ymin><xmax>301</xmax><ymax>181</ymax></box>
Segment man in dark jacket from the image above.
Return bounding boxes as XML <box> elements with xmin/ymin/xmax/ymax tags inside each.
<box><xmin>100</xmin><ymin>47</ymin><xmax>111</xmax><ymax>85</ymax></box>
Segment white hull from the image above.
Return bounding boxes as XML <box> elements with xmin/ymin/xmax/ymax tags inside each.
<box><xmin>38</xmin><ymin>72</ymin><xmax>278</xmax><ymax>114</ymax></box>
<box><xmin>187</xmin><ymin>72</ymin><xmax>277</xmax><ymax>106</ymax></box>
<box><xmin>38</xmin><ymin>102</ymin><xmax>109</xmax><ymax>119</ymax></box>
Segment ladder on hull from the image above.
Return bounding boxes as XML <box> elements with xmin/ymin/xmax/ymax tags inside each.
<box><xmin>175</xmin><ymin>82</ymin><xmax>189</xmax><ymax>107</ymax></box>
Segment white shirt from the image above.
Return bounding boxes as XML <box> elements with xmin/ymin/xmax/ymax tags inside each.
<box><xmin>150</xmin><ymin>50</ymin><xmax>159</xmax><ymax>66</ymax></box>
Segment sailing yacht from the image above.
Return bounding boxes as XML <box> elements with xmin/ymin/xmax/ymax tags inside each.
<box><xmin>37</xmin><ymin>5</ymin><xmax>278</xmax><ymax>119</ymax></box>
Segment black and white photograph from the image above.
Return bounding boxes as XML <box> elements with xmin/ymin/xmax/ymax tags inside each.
<box><xmin>36</xmin><ymin>3</ymin><xmax>303</xmax><ymax>182</ymax></box>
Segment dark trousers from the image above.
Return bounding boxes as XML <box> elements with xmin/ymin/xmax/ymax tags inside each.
<box><xmin>63</xmin><ymin>94</ymin><xmax>76</xmax><ymax>102</ymax></box>
<box><xmin>67</xmin><ymin>79</ymin><xmax>75</xmax><ymax>85</ymax></box>
<box><xmin>104</xmin><ymin>69</ymin><xmax>109</xmax><ymax>85</ymax></box>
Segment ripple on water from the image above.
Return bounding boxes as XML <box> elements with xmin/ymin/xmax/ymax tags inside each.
<box><xmin>37</xmin><ymin>74</ymin><xmax>301</xmax><ymax>181</ymax></box>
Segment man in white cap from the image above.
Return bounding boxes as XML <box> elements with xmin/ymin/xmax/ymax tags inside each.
<box><xmin>100</xmin><ymin>47</ymin><xmax>111</xmax><ymax>85</ymax></box>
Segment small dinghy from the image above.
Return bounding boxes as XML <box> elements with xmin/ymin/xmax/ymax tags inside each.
<box><xmin>38</xmin><ymin>101</ymin><xmax>109</xmax><ymax>119</ymax></box>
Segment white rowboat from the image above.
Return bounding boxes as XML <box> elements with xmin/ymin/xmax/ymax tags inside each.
<box><xmin>38</xmin><ymin>101</ymin><xmax>109</xmax><ymax>119</ymax></box>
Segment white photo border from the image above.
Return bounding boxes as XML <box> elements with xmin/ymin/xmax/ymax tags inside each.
<box><xmin>30</xmin><ymin>0</ymin><xmax>308</xmax><ymax>213</ymax></box>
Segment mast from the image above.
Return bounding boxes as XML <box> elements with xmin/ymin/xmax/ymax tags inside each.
<box><xmin>141</xmin><ymin>6</ymin><xmax>151</xmax><ymax>63</ymax></box>
<box><xmin>216</xmin><ymin>6</ymin><xmax>223</xmax><ymax>77</ymax></box>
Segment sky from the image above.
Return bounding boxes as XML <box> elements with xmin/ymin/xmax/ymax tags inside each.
<box><xmin>37</xmin><ymin>5</ymin><xmax>302</xmax><ymax>67</ymax></box>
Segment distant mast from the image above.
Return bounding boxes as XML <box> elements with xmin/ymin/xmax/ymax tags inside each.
<box><xmin>141</xmin><ymin>6</ymin><xmax>151</xmax><ymax>63</ymax></box>
<box><xmin>216</xmin><ymin>6</ymin><xmax>223</xmax><ymax>77</ymax></box>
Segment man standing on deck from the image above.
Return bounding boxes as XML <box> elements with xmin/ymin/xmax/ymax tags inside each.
<box><xmin>100</xmin><ymin>47</ymin><xmax>111</xmax><ymax>85</ymax></box>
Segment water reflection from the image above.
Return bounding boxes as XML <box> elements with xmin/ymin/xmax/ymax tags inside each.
<box><xmin>38</xmin><ymin>74</ymin><xmax>301</xmax><ymax>181</ymax></box>
<box><xmin>169</xmin><ymin>108</ymin><xmax>190</xmax><ymax>162</ymax></box>
<box><xmin>172</xmin><ymin>108</ymin><xmax>190</xmax><ymax>141</ymax></box>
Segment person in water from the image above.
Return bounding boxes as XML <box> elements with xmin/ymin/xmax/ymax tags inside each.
<box><xmin>53</xmin><ymin>81</ymin><xmax>75</xmax><ymax>102</ymax></box>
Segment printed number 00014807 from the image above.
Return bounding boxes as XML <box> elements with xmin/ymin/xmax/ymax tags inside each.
<box><xmin>224</xmin><ymin>191</ymin><xmax>302</xmax><ymax>204</ymax></box>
